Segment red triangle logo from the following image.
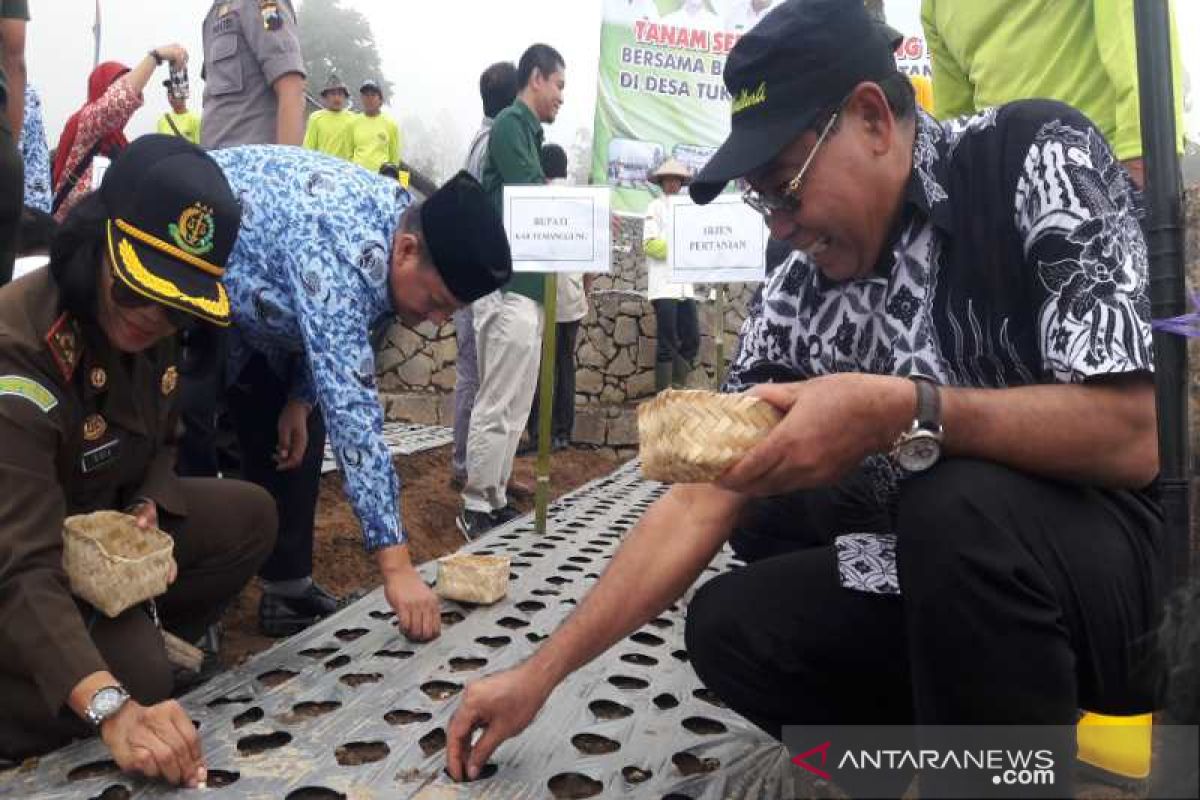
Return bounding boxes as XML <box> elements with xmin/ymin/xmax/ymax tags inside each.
<box><xmin>791</xmin><ymin>741</ymin><xmax>832</xmax><ymax>780</ymax></box>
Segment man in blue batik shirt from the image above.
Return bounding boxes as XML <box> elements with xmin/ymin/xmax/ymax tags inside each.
<box><xmin>209</xmin><ymin>146</ymin><xmax>512</xmax><ymax>639</ymax></box>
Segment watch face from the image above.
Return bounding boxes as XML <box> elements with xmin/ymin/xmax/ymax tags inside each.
<box><xmin>92</xmin><ymin>687</ymin><xmax>126</xmax><ymax>718</ymax></box>
<box><xmin>896</xmin><ymin>434</ymin><xmax>941</xmax><ymax>472</ymax></box>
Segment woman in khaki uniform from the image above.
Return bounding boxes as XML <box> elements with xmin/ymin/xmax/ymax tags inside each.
<box><xmin>0</xmin><ymin>135</ymin><xmax>276</xmax><ymax>786</ymax></box>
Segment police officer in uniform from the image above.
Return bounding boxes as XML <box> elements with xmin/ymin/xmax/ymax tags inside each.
<box><xmin>0</xmin><ymin>135</ymin><xmax>276</xmax><ymax>785</ymax></box>
<box><xmin>178</xmin><ymin>0</ymin><xmax>307</xmax><ymax>480</ymax></box>
<box><xmin>200</xmin><ymin>0</ymin><xmax>305</xmax><ymax>150</ymax></box>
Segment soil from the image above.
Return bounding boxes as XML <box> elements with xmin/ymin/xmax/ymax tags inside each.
<box><xmin>218</xmin><ymin>445</ymin><xmax>625</xmax><ymax>666</ymax></box>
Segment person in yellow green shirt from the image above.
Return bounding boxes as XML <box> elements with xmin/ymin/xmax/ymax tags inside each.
<box><xmin>351</xmin><ymin>79</ymin><xmax>401</xmax><ymax>174</ymax></box>
<box><xmin>302</xmin><ymin>73</ymin><xmax>357</xmax><ymax>161</ymax></box>
<box><xmin>155</xmin><ymin>79</ymin><xmax>201</xmax><ymax>145</ymax></box>
<box><xmin>921</xmin><ymin>0</ymin><xmax>1184</xmax><ymax>189</ymax></box>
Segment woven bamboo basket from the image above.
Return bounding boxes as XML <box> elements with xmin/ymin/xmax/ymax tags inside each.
<box><xmin>435</xmin><ymin>553</ymin><xmax>511</xmax><ymax>605</ymax></box>
<box><xmin>62</xmin><ymin>511</ymin><xmax>175</xmax><ymax>618</ymax></box>
<box><xmin>638</xmin><ymin>389</ymin><xmax>783</xmax><ymax>483</ymax></box>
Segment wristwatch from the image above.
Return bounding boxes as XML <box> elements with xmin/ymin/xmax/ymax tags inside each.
<box><xmin>85</xmin><ymin>685</ymin><xmax>130</xmax><ymax>727</ymax></box>
<box><xmin>890</xmin><ymin>376</ymin><xmax>942</xmax><ymax>472</ymax></box>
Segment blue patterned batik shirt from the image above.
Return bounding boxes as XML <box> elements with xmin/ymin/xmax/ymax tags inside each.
<box><xmin>211</xmin><ymin>145</ymin><xmax>411</xmax><ymax>552</ymax></box>
<box><xmin>19</xmin><ymin>84</ymin><xmax>51</xmax><ymax>213</ymax></box>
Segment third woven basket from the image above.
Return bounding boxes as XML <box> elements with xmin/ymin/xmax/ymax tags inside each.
<box><xmin>62</xmin><ymin>510</ymin><xmax>175</xmax><ymax>618</ymax></box>
<box><xmin>638</xmin><ymin>389</ymin><xmax>783</xmax><ymax>483</ymax></box>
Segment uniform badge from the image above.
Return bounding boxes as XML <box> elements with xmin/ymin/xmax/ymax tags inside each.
<box><xmin>0</xmin><ymin>375</ymin><xmax>58</xmax><ymax>413</ymax></box>
<box><xmin>89</xmin><ymin>367</ymin><xmax>108</xmax><ymax>391</ymax></box>
<box><xmin>45</xmin><ymin>313</ymin><xmax>82</xmax><ymax>382</ymax></box>
<box><xmin>83</xmin><ymin>413</ymin><xmax>107</xmax><ymax>441</ymax></box>
<box><xmin>259</xmin><ymin>0</ymin><xmax>283</xmax><ymax>30</ymax></box>
<box><xmin>169</xmin><ymin>203</ymin><xmax>215</xmax><ymax>257</ymax></box>
<box><xmin>161</xmin><ymin>366</ymin><xmax>179</xmax><ymax>396</ymax></box>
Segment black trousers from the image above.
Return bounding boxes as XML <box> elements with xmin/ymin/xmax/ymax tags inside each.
<box><xmin>686</xmin><ymin>459</ymin><xmax>1166</xmax><ymax>798</ymax></box>
<box><xmin>652</xmin><ymin>298</ymin><xmax>699</xmax><ymax>364</ymax></box>
<box><xmin>0</xmin><ymin>478</ymin><xmax>275</xmax><ymax>759</ymax></box>
<box><xmin>0</xmin><ymin>117</ymin><xmax>23</xmax><ymax>287</ymax></box>
<box><xmin>729</xmin><ymin>462</ymin><xmax>893</xmax><ymax>562</ymax></box>
<box><xmin>526</xmin><ymin>319</ymin><xmax>580</xmax><ymax>443</ymax></box>
<box><xmin>176</xmin><ymin>328</ymin><xmax>241</xmax><ymax>478</ymax></box>
<box><xmin>225</xmin><ymin>353</ymin><xmax>326</xmax><ymax>582</ymax></box>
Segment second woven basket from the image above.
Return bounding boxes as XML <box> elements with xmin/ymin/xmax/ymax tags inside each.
<box><xmin>638</xmin><ymin>389</ymin><xmax>783</xmax><ymax>483</ymax></box>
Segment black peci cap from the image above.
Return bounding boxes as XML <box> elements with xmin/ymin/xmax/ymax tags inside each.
<box><xmin>690</xmin><ymin>0</ymin><xmax>902</xmax><ymax>204</ymax></box>
<box><xmin>102</xmin><ymin>134</ymin><xmax>240</xmax><ymax>326</ymax></box>
<box><xmin>420</xmin><ymin>171</ymin><xmax>512</xmax><ymax>303</ymax></box>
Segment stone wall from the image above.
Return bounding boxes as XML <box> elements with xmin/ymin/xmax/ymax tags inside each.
<box><xmin>375</xmin><ymin>216</ymin><xmax>756</xmax><ymax>449</ymax></box>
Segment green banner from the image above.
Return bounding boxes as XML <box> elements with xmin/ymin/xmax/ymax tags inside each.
<box><xmin>592</xmin><ymin>1</ymin><xmax>761</xmax><ymax>214</ymax></box>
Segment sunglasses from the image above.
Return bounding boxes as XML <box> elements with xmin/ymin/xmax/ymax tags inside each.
<box><xmin>742</xmin><ymin>103</ymin><xmax>844</xmax><ymax>222</ymax></box>
<box><xmin>110</xmin><ymin>270</ymin><xmax>198</xmax><ymax>331</ymax></box>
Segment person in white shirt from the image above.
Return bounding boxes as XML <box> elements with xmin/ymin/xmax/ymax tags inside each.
<box><xmin>642</xmin><ymin>158</ymin><xmax>698</xmax><ymax>392</ymax></box>
<box><xmin>725</xmin><ymin>0</ymin><xmax>774</xmax><ymax>32</ymax></box>
<box><xmin>451</xmin><ymin>61</ymin><xmax>518</xmax><ymax>492</ymax></box>
<box><xmin>662</xmin><ymin>0</ymin><xmax>724</xmax><ymax>31</ymax></box>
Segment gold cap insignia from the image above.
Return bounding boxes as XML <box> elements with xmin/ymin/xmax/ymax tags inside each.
<box><xmin>90</xmin><ymin>367</ymin><xmax>108</xmax><ymax>391</ymax></box>
<box><xmin>732</xmin><ymin>81</ymin><xmax>768</xmax><ymax>115</ymax></box>
<box><xmin>161</xmin><ymin>366</ymin><xmax>178</xmax><ymax>396</ymax></box>
<box><xmin>169</xmin><ymin>203</ymin><xmax>216</xmax><ymax>257</ymax></box>
<box><xmin>83</xmin><ymin>413</ymin><xmax>107</xmax><ymax>441</ymax></box>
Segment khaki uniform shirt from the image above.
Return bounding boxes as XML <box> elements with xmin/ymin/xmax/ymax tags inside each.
<box><xmin>0</xmin><ymin>270</ymin><xmax>183</xmax><ymax>716</ymax></box>
<box><xmin>200</xmin><ymin>0</ymin><xmax>305</xmax><ymax>149</ymax></box>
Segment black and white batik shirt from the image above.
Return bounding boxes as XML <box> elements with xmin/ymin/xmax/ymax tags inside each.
<box><xmin>724</xmin><ymin>100</ymin><xmax>1154</xmax><ymax>595</ymax></box>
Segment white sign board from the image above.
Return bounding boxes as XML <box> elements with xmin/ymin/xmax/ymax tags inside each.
<box><xmin>667</xmin><ymin>194</ymin><xmax>767</xmax><ymax>284</ymax></box>
<box><xmin>503</xmin><ymin>185</ymin><xmax>612</xmax><ymax>274</ymax></box>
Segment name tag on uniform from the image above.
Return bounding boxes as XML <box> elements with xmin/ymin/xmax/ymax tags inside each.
<box><xmin>81</xmin><ymin>439</ymin><xmax>121</xmax><ymax>474</ymax></box>
<box><xmin>214</xmin><ymin>12</ymin><xmax>239</xmax><ymax>35</ymax></box>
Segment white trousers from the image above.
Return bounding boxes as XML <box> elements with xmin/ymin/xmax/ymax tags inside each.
<box><xmin>462</xmin><ymin>290</ymin><xmax>544</xmax><ymax>513</ymax></box>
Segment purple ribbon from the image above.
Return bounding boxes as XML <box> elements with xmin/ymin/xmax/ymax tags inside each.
<box><xmin>1152</xmin><ymin>292</ymin><xmax>1200</xmax><ymax>338</ymax></box>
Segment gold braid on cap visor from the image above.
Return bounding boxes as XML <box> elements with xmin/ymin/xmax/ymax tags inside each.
<box><xmin>110</xmin><ymin>227</ymin><xmax>231</xmax><ymax>321</ymax></box>
<box><xmin>114</xmin><ymin>218</ymin><xmax>225</xmax><ymax>277</ymax></box>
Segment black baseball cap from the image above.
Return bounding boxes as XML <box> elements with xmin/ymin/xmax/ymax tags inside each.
<box><xmin>102</xmin><ymin>134</ymin><xmax>240</xmax><ymax>326</ymax></box>
<box><xmin>420</xmin><ymin>171</ymin><xmax>511</xmax><ymax>303</ymax></box>
<box><xmin>690</xmin><ymin>0</ymin><xmax>903</xmax><ymax>204</ymax></box>
<box><xmin>360</xmin><ymin>79</ymin><xmax>382</xmax><ymax>95</ymax></box>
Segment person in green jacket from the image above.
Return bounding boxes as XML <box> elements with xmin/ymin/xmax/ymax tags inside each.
<box><xmin>155</xmin><ymin>80</ymin><xmax>201</xmax><ymax>145</ymax></box>
<box><xmin>921</xmin><ymin>0</ymin><xmax>1184</xmax><ymax>189</ymax></box>
<box><xmin>458</xmin><ymin>43</ymin><xmax>565</xmax><ymax>540</ymax></box>
<box><xmin>302</xmin><ymin>73</ymin><xmax>357</xmax><ymax>161</ymax></box>
<box><xmin>350</xmin><ymin>79</ymin><xmax>401</xmax><ymax>174</ymax></box>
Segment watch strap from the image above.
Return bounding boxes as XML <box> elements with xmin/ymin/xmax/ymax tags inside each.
<box><xmin>912</xmin><ymin>376</ymin><xmax>940</xmax><ymax>432</ymax></box>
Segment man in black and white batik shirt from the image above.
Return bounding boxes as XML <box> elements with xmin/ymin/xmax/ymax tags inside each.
<box><xmin>440</xmin><ymin>2</ymin><xmax>1166</xmax><ymax>794</ymax></box>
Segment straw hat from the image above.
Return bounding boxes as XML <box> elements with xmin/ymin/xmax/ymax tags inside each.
<box><xmin>648</xmin><ymin>158</ymin><xmax>692</xmax><ymax>186</ymax></box>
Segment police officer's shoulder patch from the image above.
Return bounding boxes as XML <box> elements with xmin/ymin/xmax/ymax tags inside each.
<box><xmin>45</xmin><ymin>313</ymin><xmax>83</xmax><ymax>382</ymax></box>
<box><xmin>0</xmin><ymin>375</ymin><xmax>59</xmax><ymax>412</ymax></box>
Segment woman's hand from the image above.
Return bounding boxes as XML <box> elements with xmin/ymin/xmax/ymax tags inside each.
<box><xmin>153</xmin><ymin>44</ymin><xmax>188</xmax><ymax>67</ymax></box>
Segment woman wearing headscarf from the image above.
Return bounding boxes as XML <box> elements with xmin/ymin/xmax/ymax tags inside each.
<box><xmin>0</xmin><ymin>135</ymin><xmax>276</xmax><ymax>785</ymax></box>
<box><xmin>51</xmin><ymin>44</ymin><xmax>187</xmax><ymax>221</ymax></box>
